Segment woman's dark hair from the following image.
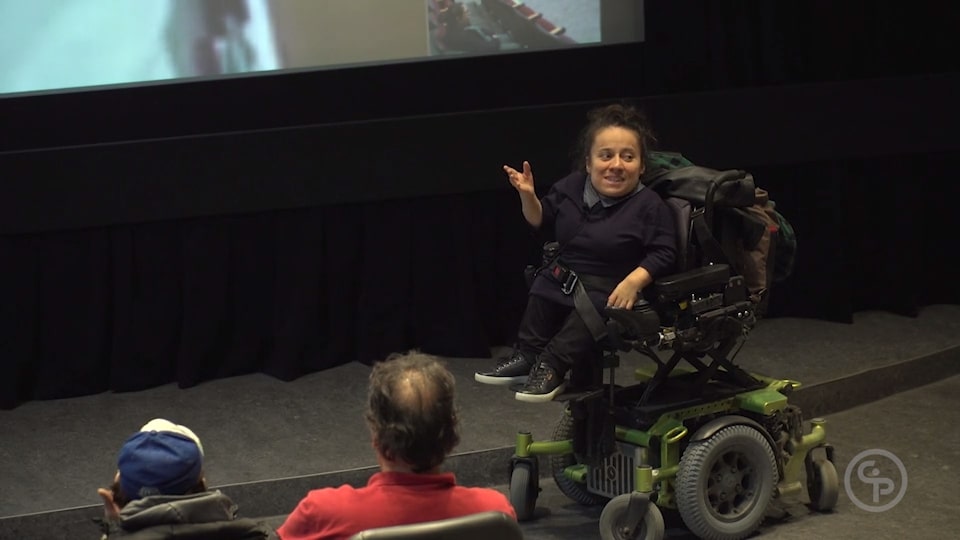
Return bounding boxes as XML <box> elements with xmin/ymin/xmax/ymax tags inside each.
<box><xmin>572</xmin><ymin>103</ymin><xmax>657</xmax><ymax>171</ymax></box>
<box><xmin>365</xmin><ymin>351</ymin><xmax>461</xmax><ymax>473</ymax></box>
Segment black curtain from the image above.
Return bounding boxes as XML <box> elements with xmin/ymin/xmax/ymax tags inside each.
<box><xmin>0</xmin><ymin>192</ymin><xmax>536</xmax><ymax>408</ymax></box>
<box><xmin>755</xmin><ymin>151</ymin><xmax>960</xmax><ymax>321</ymax></box>
<box><xmin>5</xmin><ymin>150</ymin><xmax>957</xmax><ymax>409</ymax></box>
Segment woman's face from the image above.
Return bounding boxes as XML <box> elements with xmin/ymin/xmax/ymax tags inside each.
<box><xmin>586</xmin><ymin>126</ymin><xmax>644</xmax><ymax>198</ymax></box>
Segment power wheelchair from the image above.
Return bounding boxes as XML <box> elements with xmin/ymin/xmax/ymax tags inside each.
<box><xmin>504</xmin><ymin>164</ymin><xmax>839</xmax><ymax>540</ymax></box>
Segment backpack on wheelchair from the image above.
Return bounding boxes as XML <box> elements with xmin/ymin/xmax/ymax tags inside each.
<box><xmin>505</xmin><ymin>158</ymin><xmax>837</xmax><ymax>540</ymax></box>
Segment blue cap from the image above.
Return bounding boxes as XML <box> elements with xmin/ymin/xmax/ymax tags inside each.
<box><xmin>117</xmin><ymin>419</ymin><xmax>204</xmax><ymax>500</ymax></box>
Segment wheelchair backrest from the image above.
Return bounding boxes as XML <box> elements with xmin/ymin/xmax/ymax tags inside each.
<box><xmin>647</xmin><ymin>165</ymin><xmax>757</xmax><ymax>262</ymax></box>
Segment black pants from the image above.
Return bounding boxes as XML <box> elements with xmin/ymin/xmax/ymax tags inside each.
<box><xmin>516</xmin><ymin>294</ymin><xmax>600</xmax><ymax>378</ymax></box>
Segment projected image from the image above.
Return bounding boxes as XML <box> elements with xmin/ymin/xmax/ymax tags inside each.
<box><xmin>427</xmin><ymin>0</ymin><xmax>600</xmax><ymax>56</ymax></box>
<box><xmin>0</xmin><ymin>0</ymin><xmax>641</xmax><ymax>97</ymax></box>
<box><xmin>0</xmin><ymin>0</ymin><xmax>280</xmax><ymax>96</ymax></box>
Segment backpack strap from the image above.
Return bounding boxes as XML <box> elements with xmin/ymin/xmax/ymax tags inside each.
<box><xmin>691</xmin><ymin>208</ymin><xmax>729</xmax><ymax>266</ymax></box>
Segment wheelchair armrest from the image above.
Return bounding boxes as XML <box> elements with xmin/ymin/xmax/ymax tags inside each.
<box><xmin>654</xmin><ymin>264</ymin><xmax>731</xmax><ymax>302</ymax></box>
<box><xmin>604</xmin><ymin>303</ymin><xmax>661</xmax><ymax>341</ymax></box>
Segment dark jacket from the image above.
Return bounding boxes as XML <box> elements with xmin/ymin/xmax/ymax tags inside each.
<box><xmin>96</xmin><ymin>490</ymin><xmax>272</xmax><ymax>540</ymax></box>
<box><xmin>530</xmin><ymin>171</ymin><xmax>677</xmax><ymax>311</ymax></box>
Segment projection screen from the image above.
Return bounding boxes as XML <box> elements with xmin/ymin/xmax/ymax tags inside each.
<box><xmin>0</xmin><ymin>0</ymin><xmax>645</xmax><ymax>97</ymax></box>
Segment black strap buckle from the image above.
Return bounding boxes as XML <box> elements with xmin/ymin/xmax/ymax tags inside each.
<box><xmin>551</xmin><ymin>264</ymin><xmax>579</xmax><ymax>295</ymax></box>
<box><xmin>561</xmin><ymin>272</ymin><xmax>579</xmax><ymax>295</ymax></box>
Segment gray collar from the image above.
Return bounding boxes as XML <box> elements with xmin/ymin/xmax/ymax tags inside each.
<box><xmin>583</xmin><ymin>177</ymin><xmax>644</xmax><ymax>208</ymax></box>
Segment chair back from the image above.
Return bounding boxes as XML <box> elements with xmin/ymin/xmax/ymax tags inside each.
<box><xmin>348</xmin><ymin>511</ymin><xmax>522</xmax><ymax>540</ymax></box>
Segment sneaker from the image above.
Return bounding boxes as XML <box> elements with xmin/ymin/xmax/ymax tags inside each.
<box><xmin>515</xmin><ymin>361</ymin><xmax>566</xmax><ymax>403</ymax></box>
<box><xmin>474</xmin><ymin>350</ymin><xmax>535</xmax><ymax>385</ymax></box>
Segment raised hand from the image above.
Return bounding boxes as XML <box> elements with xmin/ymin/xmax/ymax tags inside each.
<box><xmin>97</xmin><ymin>487</ymin><xmax>121</xmax><ymax>520</ymax></box>
<box><xmin>504</xmin><ymin>160</ymin><xmax>535</xmax><ymax>196</ymax></box>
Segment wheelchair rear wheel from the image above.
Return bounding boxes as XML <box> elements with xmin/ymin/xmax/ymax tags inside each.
<box><xmin>550</xmin><ymin>408</ymin><xmax>610</xmax><ymax>506</ymax></box>
<box><xmin>675</xmin><ymin>423</ymin><xmax>778</xmax><ymax>540</ymax></box>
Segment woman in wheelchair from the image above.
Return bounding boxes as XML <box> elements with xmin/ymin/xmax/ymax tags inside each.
<box><xmin>475</xmin><ymin>104</ymin><xmax>676</xmax><ymax>402</ymax></box>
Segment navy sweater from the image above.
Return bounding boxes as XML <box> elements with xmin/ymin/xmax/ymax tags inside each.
<box><xmin>529</xmin><ymin>171</ymin><xmax>677</xmax><ymax>311</ymax></box>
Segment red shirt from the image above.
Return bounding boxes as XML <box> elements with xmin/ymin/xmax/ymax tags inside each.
<box><xmin>277</xmin><ymin>471</ymin><xmax>517</xmax><ymax>540</ymax></box>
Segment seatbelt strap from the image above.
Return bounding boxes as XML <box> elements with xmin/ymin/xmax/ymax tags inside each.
<box><xmin>572</xmin><ymin>279</ymin><xmax>608</xmax><ymax>342</ymax></box>
<box><xmin>546</xmin><ymin>261</ymin><xmax>613</xmax><ymax>342</ymax></box>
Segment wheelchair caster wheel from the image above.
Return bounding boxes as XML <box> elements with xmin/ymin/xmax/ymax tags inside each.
<box><xmin>807</xmin><ymin>458</ymin><xmax>839</xmax><ymax>512</ymax></box>
<box><xmin>509</xmin><ymin>462</ymin><xmax>538</xmax><ymax>522</ymax></box>
<box><xmin>599</xmin><ymin>493</ymin><xmax>665</xmax><ymax>540</ymax></box>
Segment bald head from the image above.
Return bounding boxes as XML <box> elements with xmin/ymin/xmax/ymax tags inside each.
<box><xmin>366</xmin><ymin>352</ymin><xmax>460</xmax><ymax>473</ymax></box>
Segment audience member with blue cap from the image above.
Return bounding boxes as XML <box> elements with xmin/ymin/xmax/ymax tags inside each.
<box><xmin>116</xmin><ymin>418</ymin><xmax>205</xmax><ymax>500</ymax></box>
<box><xmin>95</xmin><ymin>418</ymin><xmax>272</xmax><ymax>539</ymax></box>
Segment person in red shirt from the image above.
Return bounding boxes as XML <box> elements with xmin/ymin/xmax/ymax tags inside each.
<box><xmin>277</xmin><ymin>351</ymin><xmax>517</xmax><ymax>540</ymax></box>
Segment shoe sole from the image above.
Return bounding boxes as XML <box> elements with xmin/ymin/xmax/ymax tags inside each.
<box><xmin>474</xmin><ymin>373</ymin><xmax>528</xmax><ymax>386</ymax></box>
<box><xmin>514</xmin><ymin>383</ymin><xmax>566</xmax><ymax>403</ymax></box>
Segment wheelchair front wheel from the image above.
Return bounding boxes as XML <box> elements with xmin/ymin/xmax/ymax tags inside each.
<box><xmin>509</xmin><ymin>461</ymin><xmax>538</xmax><ymax>521</ymax></box>
<box><xmin>550</xmin><ymin>408</ymin><xmax>609</xmax><ymax>506</ymax></box>
<box><xmin>807</xmin><ymin>458</ymin><xmax>839</xmax><ymax>512</ymax></box>
<box><xmin>599</xmin><ymin>493</ymin><xmax>665</xmax><ymax>540</ymax></box>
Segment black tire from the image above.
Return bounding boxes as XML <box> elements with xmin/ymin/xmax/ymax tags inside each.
<box><xmin>551</xmin><ymin>409</ymin><xmax>609</xmax><ymax>506</ymax></box>
<box><xmin>807</xmin><ymin>458</ymin><xmax>839</xmax><ymax>512</ymax></box>
<box><xmin>509</xmin><ymin>462</ymin><xmax>537</xmax><ymax>521</ymax></box>
<box><xmin>599</xmin><ymin>493</ymin><xmax>665</xmax><ymax>540</ymax></box>
<box><xmin>675</xmin><ymin>424</ymin><xmax>779</xmax><ymax>540</ymax></box>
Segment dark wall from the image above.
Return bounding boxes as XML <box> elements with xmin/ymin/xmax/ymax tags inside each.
<box><xmin>3</xmin><ymin>2</ymin><xmax>959</xmax><ymax>231</ymax></box>
<box><xmin>1</xmin><ymin>1</ymin><xmax>958</xmax><ymax>407</ymax></box>
<box><xmin>2</xmin><ymin>75</ymin><xmax>957</xmax><ymax>234</ymax></box>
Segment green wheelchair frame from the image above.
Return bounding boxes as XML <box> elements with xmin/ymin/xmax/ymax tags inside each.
<box><xmin>505</xmin><ymin>265</ymin><xmax>840</xmax><ymax>540</ymax></box>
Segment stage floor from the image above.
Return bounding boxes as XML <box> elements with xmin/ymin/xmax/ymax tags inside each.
<box><xmin>1</xmin><ymin>304</ymin><xmax>959</xmax><ymax>525</ymax></box>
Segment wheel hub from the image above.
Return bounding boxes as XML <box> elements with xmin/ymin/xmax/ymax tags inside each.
<box><xmin>707</xmin><ymin>450</ymin><xmax>756</xmax><ymax>518</ymax></box>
